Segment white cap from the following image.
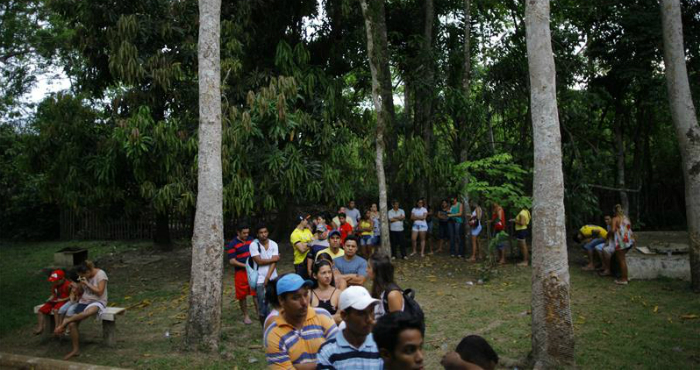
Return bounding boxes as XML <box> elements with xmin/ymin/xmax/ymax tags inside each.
<box><xmin>339</xmin><ymin>286</ymin><xmax>380</xmax><ymax>311</ymax></box>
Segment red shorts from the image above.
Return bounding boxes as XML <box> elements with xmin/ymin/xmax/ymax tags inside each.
<box><xmin>39</xmin><ymin>301</ymin><xmax>67</xmax><ymax>314</ymax></box>
<box><xmin>234</xmin><ymin>269</ymin><xmax>256</xmax><ymax>300</ymax></box>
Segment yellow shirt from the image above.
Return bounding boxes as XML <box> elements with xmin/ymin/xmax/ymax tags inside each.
<box><xmin>290</xmin><ymin>228</ymin><xmax>314</xmax><ymax>265</ymax></box>
<box><xmin>264</xmin><ymin>308</ymin><xmax>338</xmax><ymax>369</ymax></box>
<box><xmin>358</xmin><ymin>220</ymin><xmax>373</xmax><ymax>236</ymax></box>
<box><xmin>515</xmin><ymin>209</ymin><xmax>531</xmax><ymax>231</ymax></box>
<box><xmin>579</xmin><ymin>225</ymin><xmax>608</xmax><ymax>239</ymax></box>
<box><xmin>315</xmin><ymin>247</ymin><xmax>344</xmax><ymax>260</ymax></box>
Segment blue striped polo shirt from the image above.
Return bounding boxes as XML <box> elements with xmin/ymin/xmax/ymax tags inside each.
<box><xmin>317</xmin><ymin>331</ymin><xmax>383</xmax><ymax>369</ymax></box>
<box><xmin>265</xmin><ymin>307</ymin><xmax>338</xmax><ymax>369</ymax></box>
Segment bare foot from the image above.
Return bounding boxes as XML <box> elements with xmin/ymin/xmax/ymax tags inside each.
<box><xmin>498</xmin><ymin>260</ymin><xmax>506</xmax><ymax>265</ymax></box>
<box><xmin>54</xmin><ymin>325</ymin><xmax>66</xmax><ymax>335</ymax></box>
<box><xmin>581</xmin><ymin>265</ymin><xmax>595</xmax><ymax>271</ymax></box>
<box><xmin>517</xmin><ymin>262</ymin><xmax>529</xmax><ymax>267</ymax></box>
<box><xmin>467</xmin><ymin>257</ymin><xmax>477</xmax><ymax>262</ymax></box>
<box><xmin>33</xmin><ymin>327</ymin><xmax>43</xmax><ymax>335</ymax></box>
<box><xmin>64</xmin><ymin>350</ymin><xmax>80</xmax><ymax>360</ymax></box>
<box><xmin>243</xmin><ymin>316</ymin><xmax>252</xmax><ymax>325</ymax></box>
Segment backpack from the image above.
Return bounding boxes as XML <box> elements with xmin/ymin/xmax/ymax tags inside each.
<box><xmin>383</xmin><ymin>286</ymin><xmax>425</xmax><ymax>328</ymax></box>
<box><xmin>245</xmin><ymin>240</ymin><xmax>260</xmax><ymax>287</ymax></box>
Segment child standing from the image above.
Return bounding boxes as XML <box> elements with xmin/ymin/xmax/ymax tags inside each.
<box><xmin>33</xmin><ymin>270</ymin><xmax>71</xmax><ymax>335</ymax></box>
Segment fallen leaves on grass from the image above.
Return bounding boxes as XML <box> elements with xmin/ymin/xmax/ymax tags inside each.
<box><xmin>653</xmin><ymin>305</ymin><xmax>659</xmax><ymax>313</ymax></box>
<box><xmin>680</xmin><ymin>314</ymin><xmax>698</xmax><ymax>320</ymax></box>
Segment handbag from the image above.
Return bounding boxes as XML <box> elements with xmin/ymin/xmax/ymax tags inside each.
<box><xmin>245</xmin><ymin>241</ymin><xmax>260</xmax><ymax>286</ymax></box>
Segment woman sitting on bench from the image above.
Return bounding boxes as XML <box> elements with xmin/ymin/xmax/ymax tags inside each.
<box><xmin>54</xmin><ymin>260</ymin><xmax>108</xmax><ymax>360</ymax></box>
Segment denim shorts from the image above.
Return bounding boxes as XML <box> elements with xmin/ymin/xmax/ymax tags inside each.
<box><xmin>360</xmin><ymin>235</ymin><xmax>373</xmax><ymax>246</ymax></box>
<box><xmin>412</xmin><ymin>223</ymin><xmax>428</xmax><ymax>232</ymax></box>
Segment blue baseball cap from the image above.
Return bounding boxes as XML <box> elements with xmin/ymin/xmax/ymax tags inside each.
<box><xmin>276</xmin><ymin>274</ymin><xmax>313</xmax><ymax>296</ymax></box>
<box><xmin>328</xmin><ymin>230</ymin><xmax>341</xmax><ymax>238</ymax></box>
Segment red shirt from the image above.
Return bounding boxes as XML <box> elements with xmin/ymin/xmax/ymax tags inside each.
<box><xmin>338</xmin><ymin>222</ymin><xmax>353</xmax><ymax>243</ymax></box>
<box><xmin>492</xmin><ymin>208</ymin><xmax>506</xmax><ymax>232</ymax></box>
<box><xmin>52</xmin><ymin>280</ymin><xmax>72</xmax><ymax>301</ymax></box>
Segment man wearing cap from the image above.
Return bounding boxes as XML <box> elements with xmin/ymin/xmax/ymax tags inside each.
<box><xmin>33</xmin><ymin>270</ymin><xmax>71</xmax><ymax>335</ymax></box>
<box><xmin>265</xmin><ymin>274</ymin><xmax>338</xmax><ymax>369</ymax></box>
<box><xmin>306</xmin><ymin>223</ymin><xmax>331</xmax><ymax>277</ymax></box>
<box><xmin>290</xmin><ymin>214</ymin><xmax>314</xmax><ymax>279</ymax></box>
<box><xmin>317</xmin><ymin>286</ymin><xmax>382</xmax><ymax>369</ymax></box>
<box><xmin>317</xmin><ymin>230</ymin><xmax>345</xmax><ymax>261</ymax></box>
<box><xmin>333</xmin><ymin>235</ymin><xmax>368</xmax><ymax>287</ymax></box>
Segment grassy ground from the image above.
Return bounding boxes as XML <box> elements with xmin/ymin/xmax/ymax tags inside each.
<box><xmin>0</xmin><ymin>239</ymin><xmax>698</xmax><ymax>369</ymax></box>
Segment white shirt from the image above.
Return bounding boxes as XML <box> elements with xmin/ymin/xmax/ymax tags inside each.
<box><xmin>249</xmin><ymin>239</ymin><xmax>279</xmax><ymax>285</ymax></box>
<box><xmin>388</xmin><ymin>209</ymin><xmax>405</xmax><ymax>232</ymax></box>
<box><xmin>411</xmin><ymin>207</ymin><xmax>428</xmax><ymax>226</ymax></box>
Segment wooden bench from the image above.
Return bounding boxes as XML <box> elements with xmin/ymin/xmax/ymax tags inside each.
<box><xmin>33</xmin><ymin>305</ymin><xmax>126</xmax><ymax>347</ymax></box>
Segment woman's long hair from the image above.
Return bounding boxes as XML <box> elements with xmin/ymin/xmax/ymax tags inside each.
<box><xmin>369</xmin><ymin>252</ymin><xmax>397</xmax><ymax>299</ymax></box>
<box><xmin>614</xmin><ymin>204</ymin><xmax>625</xmax><ymax>217</ymax></box>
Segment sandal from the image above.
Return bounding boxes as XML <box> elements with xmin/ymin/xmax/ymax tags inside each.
<box><xmin>614</xmin><ymin>280</ymin><xmax>629</xmax><ymax>285</ymax></box>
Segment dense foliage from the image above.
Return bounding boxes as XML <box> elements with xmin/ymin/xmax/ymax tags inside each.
<box><xmin>1</xmin><ymin>0</ymin><xmax>698</xmax><ymax>241</ymax></box>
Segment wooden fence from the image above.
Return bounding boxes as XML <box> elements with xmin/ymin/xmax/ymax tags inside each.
<box><xmin>59</xmin><ymin>209</ymin><xmax>193</xmax><ymax>240</ymax></box>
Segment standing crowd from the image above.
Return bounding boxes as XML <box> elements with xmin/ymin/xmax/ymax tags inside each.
<box><xmin>225</xmin><ymin>199</ymin><xmax>514</xmax><ymax>369</ymax></box>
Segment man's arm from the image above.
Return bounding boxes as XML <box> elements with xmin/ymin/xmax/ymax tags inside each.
<box><xmin>264</xmin><ymin>263</ymin><xmax>276</xmax><ymax>286</ymax></box>
<box><xmin>252</xmin><ymin>254</ymin><xmax>280</xmax><ymax>266</ymax></box>
<box><xmin>294</xmin><ymin>241</ymin><xmax>309</xmax><ymax>253</ymax></box>
<box><xmin>229</xmin><ymin>258</ymin><xmax>246</xmax><ymax>269</ymax></box>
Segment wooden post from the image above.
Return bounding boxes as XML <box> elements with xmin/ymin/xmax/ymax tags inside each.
<box><xmin>102</xmin><ymin>320</ymin><xmax>116</xmax><ymax>347</ymax></box>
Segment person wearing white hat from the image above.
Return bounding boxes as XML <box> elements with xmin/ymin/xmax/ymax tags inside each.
<box><xmin>317</xmin><ymin>286</ymin><xmax>383</xmax><ymax>369</ymax></box>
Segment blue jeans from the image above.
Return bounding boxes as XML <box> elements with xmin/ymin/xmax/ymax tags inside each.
<box><xmin>448</xmin><ymin>222</ymin><xmax>463</xmax><ymax>256</ymax></box>
<box><xmin>255</xmin><ymin>283</ymin><xmax>269</xmax><ymax>322</ymax></box>
<box><xmin>583</xmin><ymin>238</ymin><xmax>606</xmax><ymax>251</ymax></box>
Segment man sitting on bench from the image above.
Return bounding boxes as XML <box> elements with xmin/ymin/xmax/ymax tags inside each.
<box><xmin>54</xmin><ymin>261</ymin><xmax>108</xmax><ymax>360</ymax></box>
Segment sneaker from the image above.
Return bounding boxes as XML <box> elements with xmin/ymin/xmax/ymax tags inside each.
<box><xmin>450</xmin><ymin>255</ymin><xmax>456</xmax><ymax>258</ymax></box>
<box><xmin>402</xmin><ymin>256</ymin><xmax>408</xmax><ymax>260</ymax></box>
<box><xmin>391</xmin><ymin>256</ymin><xmax>396</xmax><ymax>260</ymax></box>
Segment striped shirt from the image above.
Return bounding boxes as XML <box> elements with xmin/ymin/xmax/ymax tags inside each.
<box><xmin>265</xmin><ymin>307</ymin><xmax>338</xmax><ymax>369</ymax></box>
<box><xmin>317</xmin><ymin>332</ymin><xmax>382</xmax><ymax>369</ymax></box>
<box><xmin>225</xmin><ymin>236</ymin><xmax>252</xmax><ymax>271</ymax></box>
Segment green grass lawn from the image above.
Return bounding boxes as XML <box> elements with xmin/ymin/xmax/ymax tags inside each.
<box><xmin>0</xmin><ymin>240</ymin><xmax>699</xmax><ymax>369</ymax></box>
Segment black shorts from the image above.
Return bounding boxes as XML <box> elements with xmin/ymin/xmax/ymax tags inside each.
<box><xmin>438</xmin><ymin>223</ymin><xmax>449</xmax><ymax>240</ymax></box>
<box><xmin>515</xmin><ymin>229</ymin><xmax>529</xmax><ymax>240</ymax></box>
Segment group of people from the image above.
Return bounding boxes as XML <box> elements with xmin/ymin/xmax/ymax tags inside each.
<box><xmin>33</xmin><ymin>261</ymin><xmax>109</xmax><ymax>360</ymax></box>
<box><xmin>574</xmin><ymin>204</ymin><xmax>636</xmax><ymax>285</ymax></box>
<box><xmin>223</xmin><ymin>202</ymin><xmax>507</xmax><ymax>369</ymax></box>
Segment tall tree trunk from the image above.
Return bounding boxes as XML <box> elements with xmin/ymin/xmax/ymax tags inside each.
<box><xmin>153</xmin><ymin>210</ymin><xmax>172</xmax><ymax>250</ymax></box>
<box><xmin>185</xmin><ymin>0</ymin><xmax>224</xmax><ymax>349</ymax></box>
<box><xmin>525</xmin><ymin>0</ymin><xmax>575</xmax><ymax>367</ymax></box>
<box><xmin>360</xmin><ymin>0</ymin><xmax>394</xmax><ymax>254</ymax></box>
<box><xmin>613</xmin><ymin>107</ymin><xmax>629</xmax><ymax>214</ymax></box>
<box><xmin>460</xmin><ymin>0</ymin><xmax>472</xmax><ymax>237</ymax></box>
<box><xmin>660</xmin><ymin>0</ymin><xmax>700</xmax><ymax>293</ymax></box>
<box><xmin>418</xmin><ymin>0</ymin><xmax>435</xmax><ymax>201</ymax></box>
<box><xmin>461</xmin><ymin>0</ymin><xmax>471</xmax><ymax>93</ymax></box>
